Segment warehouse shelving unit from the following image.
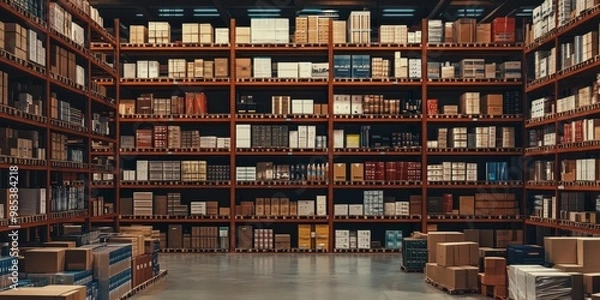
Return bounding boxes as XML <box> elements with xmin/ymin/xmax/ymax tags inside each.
<box><xmin>87</xmin><ymin>16</ymin><xmax>529</xmax><ymax>253</ymax></box>
<box><xmin>0</xmin><ymin>0</ymin><xmax>118</xmax><ymax>238</ymax></box>
<box><xmin>524</xmin><ymin>4</ymin><xmax>600</xmax><ymax>238</ymax></box>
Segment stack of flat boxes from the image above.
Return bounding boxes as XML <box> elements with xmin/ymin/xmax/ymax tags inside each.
<box><xmin>50</xmin><ymin>133</ymin><xmax>67</xmax><ymax>161</ymax></box>
<box><xmin>460</xmin><ymin>92</ymin><xmax>481</xmax><ymax>115</ymax></box>
<box><xmin>254</xmin><ymin>229</ymin><xmax>274</xmax><ymax>250</ymax></box>
<box><xmin>427</xmin><ymin>163</ymin><xmax>478</xmax><ymax>182</ymax></box>
<box><xmin>253</xmin><ymin>57</ymin><xmax>271</xmax><ymax>78</ymax></box>
<box><xmin>450</xmin><ymin>128</ymin><xmax>468</xmax><ymax>148</ymax></box>
<box><xmin>333</xmin><ymin>20</ymin><xmax>347</xmax><ymax>44</ymax></box>
<box><xmin>191</xmin><ymin>227</ymin><xmax>221</xmax><ymax>250</ymax></box>
<box><xmin>379</xmin><ymin>25</ymin><xmax>408</xmax><ymax>44</ymax></box>
<box><xmin>133</xmin><ymin>192</ymin><xmax>153</xmax><ymax>216</ymax></box>
<box><xmin>250</xmin><ymin>18</ymin><xmax>289</xmax><ymax>44</ymax></box>
<box><xmin>135</xmin><ymin>129</ymin><xmax>152</xmax><ymax>148</ymax></box>
<box><xmin>148</xmin><ymin>22</ymin><xmax>170</xmax><ymax>43</ymax></box>
<box><xmin>348</xmin><ymin>11</ymin><xmax>371</xmax><ymax>43</ymax></box>
<box><xmin>275</xmin><ymin>234</ymin><xmax>291</xmax><ymax>250</ymax></box>
<box><xmin>129</xmin><ymin>25</ymin><xmax>148</xmax><ymax>43</ymax></box>
<box><xmin>364</xmin><ymin>191</ymin><xmax>384</xmax><ymax>216</ymax></box>
<box><xmin>428</xmin><ymin>20</ymin><xmax>443</xmax><ymax>43</ymax></box>
<box><xmin>409</xmin><ymin>58</ymin><xmax>422</xmax><ymax>79</ymax></box>
<box><xmin>499</xmin><ymin>61</ymin><xmax>522</xmax><ymax>79</ymax></box>
<box><xmin>200</xmin><ymin>24</ymin><xmax>214</xmax><ymax>43</ymax></box>
<box><xmin>165</xmin><ymin>193</ymin><xmax>186</xmax><ymax>216</ymax></box>
<box><xmin>371</xmin><ymin>57</ymin><xmax>390</xmax><ymax>78</ymax></box>
<box><xmin>459</xmin><ymin>59</ymin><xmax>485</xmax><ymax>78</ymax></box>
<box><xmin>475</xmin><ymin>193</ymin><xmax>519</xmax><ymax>216</ymax></box>
<box><xmin>294</xmin><ymin>16</ymin><xmax>329</xmax><ymax>44</ymax></box>
<box><xmin>335</xmin><ymin>230</ymin><xmax>350</xmax><ymax>249</ymax></box>
<box><xmin>394</xmin><ymin>52</ymin><xmax>409</xmax><ymax>78</ymax></box>
<box><xmin>235</xmin><ymin>166</ymin><xmax>257</xmax><ymax>182</ymax></box>
<box><xmin>153</xmin><ymin>126</ymin><xmax>167</xmax><ymax>149</ymax></box>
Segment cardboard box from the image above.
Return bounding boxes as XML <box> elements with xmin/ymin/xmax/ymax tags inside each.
<box><xmin>0</xmin><ymin>285</ymin><xmax>87</xmax><ymax>300</ymax></box>
<box><xmin>544</xmin><ymin>237</ymin><xmax>577</xmax><ymax>265</ymax></box>
<box><xmin>585</xmin><ymin>273</ymin><xmax>600</xmax><ymax>295</ymax></box>
<box><xmin>437</xmin><ymin>242</ymin><xmax>479</xmax><ymax>267</ymax></box>
<box><xmin>65</xmin><ymin>248</ymin><xmax>93</xmax><ymax>271</ymax></box>
<box><xmin>578</xmin><ymin>238</ymin><xmax>600</xmax><ymax>268</ymax></box>
<box><xmin>334</xmin><ymin>163</ymin><xmax>346</xmax><ymax>182</ymax></box>
<box><xmin>459</xmin><ymin>196</ymin><xmax>475</xmax><ymax>215</ymax></box>
<box><xmin>427</xmin><ymin>232</ymin><xmax>465</xmax><ymax>263</ymax></box>
<box><xmin>463</xmin><ymin>229</ymin><xmax>479</xmax><ymax>243</ymax></box>
<box><xmin>24</xmin><ymin>248</ymin><xmax>66</xmax><ymax>273</ymax></box>
<box><xmin>44</xmin><ymin>241</ymin><xmax>76</xmax><ymax>248</ymax></box>
<box><xmin>350</xmin><ymin>163</ymin><xmax>364</xmax><ymax>181</ymax></box>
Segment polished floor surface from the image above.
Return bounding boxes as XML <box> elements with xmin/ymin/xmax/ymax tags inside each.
<box><xmin>133</xmin><ymin>254</ymin><xmax>485</xmax><ymax>300</ymax></box>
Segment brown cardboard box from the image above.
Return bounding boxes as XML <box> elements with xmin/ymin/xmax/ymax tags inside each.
<box><xmin>334</xmin><ymin>163</ymin><xmax>347</xmax><ymax>182</ymax></box>
<box><xmin>463</xmin><ymin>266</ymin><xmax>479</xmax><ymax>290</ymax></box>
<box><xmin>585</xmin><ymin>274</ymin><xmax>600</xmax><ymax>295</ymax></box>
<box><xmin>0</xmin><ymin>285</ymin><xmax>87</xmax><ymax>300</ymax></box>
<box><xmin>215</xmin><ymin>58</ymin><xmax>228</xmax><ymax>78</ymax></box>
<box><xmin>476</xmin><ymin>23</ymin><xmax>492</xmax><ymax>43</ymax></box>
<box><xmin>168</xmin><ymin>225</ymin><xmax>183</xmax><ymax>249</ymax></box>
<box><xmin>544</xmin><ymin>237</ymin><xmax>578</xmax><ymax>265</ymax></box>
<box><xmin>24</xmin><ymin>248</ymin><xmax>66</xmax><ymax>273</ymax></box>
<box><xmin>437</xmin><ymin>242</ymin><xmax>478</xmax><ymax>266</ymax></box>
<box><xmin>44</xmin><ymin>241</ymin><xmax>76</xmax><ymax>248</ymax></box>
<box><xmin>65</xmin><ymin>248</ymin><xmax>93</xmax><ymax>271</ymax></box>
<box><xmin>459</xmin><ymin>196</ymin><xmax>475</xmax><ymax>215</ymax></box>
<box><xmin>481</xmin><ymin>94</ymin><xmax>503</xmax><ymax>116</ymax></box>
<box><xmin>482</xmin><ymin>257</ymin><xmax>507</xmax><ymax>285</ymax></box>
<box><xmin>350</xmin><ymin>163</ymin><xmax>364</xmax><ymax>181</ymax></box>
<box><xmin>427</xmin><ymin>232</ymin><xmax>465</xmax><ymax>263</ymax></box>
<box><xmin>578</xmin><ymin>238</ymin><xmax>600</xmax><ymax>268</ymax></box>
<box><xmin>236</xmin><ymin>58</ymin><xmax>251</xmax><ymax>78</ymax></box>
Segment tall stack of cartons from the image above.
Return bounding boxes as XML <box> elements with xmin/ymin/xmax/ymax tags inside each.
<box><xmin>348</xmin><ymin>11</ymin><xmax>371</xmax><ymax>44</ymax></box>
<box><xmin>425</xmin><ymin>237</ymin><xmax>479</xmax><ymax>291</ymax></box>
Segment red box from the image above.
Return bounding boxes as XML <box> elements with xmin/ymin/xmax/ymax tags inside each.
<box><xmin>492</xmin><ymin>17</ymin><xmax>516</xmax><ymax>43</ymax></box>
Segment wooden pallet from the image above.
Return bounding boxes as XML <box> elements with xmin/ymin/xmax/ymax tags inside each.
<box><xmin>425</xmin><ymin>277</ymin><xmax>479</xmax><ymax>295</ymax></box>
<box><xmin>235</xmin><ymin>215</ymin><xmax>327</xmax><ymax>220</ymax></box>
<box><xmin>160</xmin><ymin>248</ymin><xmax>227</xmax><ymax>253</ymax></box>
<box><xmin>118</xmin><ymin>270</ymin><xmax>168</xmax><ymax>300</ymax></box>
<box><xmin>236</xmin><ymin>78</ymin><xmax>327</xmax><ymax>83</ymax></box>
<box><xmin>333</xmin><ymin>114</ymin><xmax>422</xmax><ymax>119</ymax></box>
<box><xmin>236</xmin><ymin>180</ymin><xmax>325</xmax><ymax>186</ymax></box>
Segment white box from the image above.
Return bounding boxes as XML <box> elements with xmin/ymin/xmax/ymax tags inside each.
<box><xmin>384</xmin><ymin>203</ymin><xmax>396</xmax><ymax>216</ymax></box>
<box><xmin>190</xmin><ymin>202</ymin><xmax>207</xmax><ymax>215</ymax></box>
<box><xmin>335</xmin><ymin>230</ymin><xmax>350</xmax><ymax>249</ymax></box>
<box><xmin>334</xmin><ymin>130</ymin><xmax>344</xmax><ymax>148</ymax></box>
<box><xmin>302</xmin><ymin>99</ymin><xmax>314</xmax><ymax>114</ymax></box>
<box><xmin>289</xmin><ymin>131</ymin><xmax>299</xmax><ymax>148</ymax></box>
<box><xmin>215</xmin><ymin>28</ymin><xmax>229</xmax><ymax>44</ymax></box>
<box><xmin>307</xmin><ymin>126</ymin><xmax>316</xmax><ymax>149</ymax></box>
<box><xmin>298</xmin><ymin>62</ymin><xmax>312</xmax><ymax>78</ymax></box>
<box><xmin>291</xmin><ymin>100</ymin><xmax>303</xmax><ymax>114</ymax></box>
<box><xmin>136</xmin><ymin>61</ymin><xmax>149</xmax><ymax>78</ymax></box>
<box><xmin>236</xmin><ymin>124</ymin><xmax>252</xmax><ymax>148</ymax></box>
<box><xmin>253</xmin><ymin>57</ymin><xmax>272</xmax><ymax>78</ymax></box>
<box><xmin>123</xmin><ymin>63</ymin><xmax>136</xmax><ymax>78</ymax></box>
<box><xmin>349</xmin><ymin>204</ymin><xmax>363</xmax><ymax>216</ymax></box>
<box><xmin>297</xmin><ymin>200</ymin><xmax>315</xmax><ymax>216</ymax></box>
<box><xmin>75</xmin><ymin>66</ymin><xmax>85</xmax><ymax>87</ymax></box>
<box><xmin>148</xmin><ymin>61</ymin><xmax>160</xmax><ymax>78</ymax></box>
<box><xmin>136</xmin><ymin>160</ymin><xmax>149</xmax><ymax>181</ymax></box>
<box><xmin>334</xmin><ymin>204</ymin><xmax>349</xmax><ymax>216</ymax></box>
<box><xmin>316</xmin><ymin>195</ymin><xmax>327</xmax><ymax>216</ymax></box>
<box><xmin>351</xmin><ymin>95</ymin><xmax>363</xmax><ymax>114</ymax></box>
<box><xmin>357</xmin><ymin>230</ymin><xmax>371</xmax><ymax>249</ymax></box>
<box><xmin>277</xmin><ymin>62</ymin><xmax>299</xmax><ymax>78</ymax></box>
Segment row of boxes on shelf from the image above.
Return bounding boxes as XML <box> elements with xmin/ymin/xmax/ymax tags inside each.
<box><xmin>427</xmin><ymin>193</ymin><xmax>519</xmax><ymax>217</ymax></box>
<box><xmin>428</xmin><ymin>18</ymin><xmax>516</xmax><ymax>44</ymax></box>
<box><xmin>332</xmin><ymin>162</ymin><xmax>421</xmax><ymax>182</ymax></box>
<box><xmin>427</xmin><ymin>126</ymin><xmax>516</xmax><ymax>150</ymax></box>
<box><xmin>50</xmin><ymin>0</ymin><xmax>104</xmax><ymax>31</ymax></box>
<box><xmin>533</xmin><ymin>47</ymin><xmax>556</xmax><ymax>79</ymax></box>
<box><xmin>562</xmin><ymin>158</ymin><xmax>600</xmax><ymax>181</ymax></box>
<box><xmin>530</xmin><ymin>160</ymin><xmax>555</xmax><ymax>181</ymax></box>
<box><xmin>123</xmin><ymin>161</ymin><xmax>230</xmax><ymax>182</ymax></box>
<box><xmin>237</xmin><ymin>58</ymin><xmax>329</xmax><ymax>79</ymax></box>
<box><xmin>426</xmin><ymin>161</ymin><xmax>511</xmax><ymax>182</ymax></box>
<box><xmin>559</xmin><ymin>30</ymin><xmax>599</xmax><ymax>70</ymax></box>
<box><xmin>427</xmin><ymin>60</ymin><xmax>521</xmax><ymax>80</ymax></box>
<box><xmin>527</xmin><ymin>126</ymin><xmax>556</xmax><ymax>147</ymax></box>
<box><xmin>428</xmin><ymin>92</ymin><xmax>519</xmax><ymax>116</ymax></box>
<box><xmin>561</xmin><ymin>118</ymin><xmax>600</xmax><ymax>144</ymax></box>
<box><xmin>0</xmin><ymin>188</ymin><xmax>46</xmax><ymax>219</ymax></box>
<box><xmin>51</xmin><ymin>45</ymin><xmax>86</xmax><ymax>87</ymax></box>
<box><xmin>122</xmin><ymin>127</ymin><xmax>230</xmax><ymax>150</ymax></box>
<box><xmin>332</xmin><ymin>94</ymin><xmax>421</xmax><ymax>115</ymax></box>
<box><xmin>0</xmin><ymin>22</ymin><xmax>46</xmax><ymax>66</ymax></box>
<box><xmin>428</xmin><ymin>91</ymin><xmax>522</xmax><ymax>116</ymax></box>
<box><xmin>236</xmin><ymin>163</ymin><xmax>327</xmax><ymax>182</ymax></box>
<box><xmin>555</xmin><ymin>80</ymin><xmax>600</xmax><ymax>114</ymax></box>
<box><xmin>131</xmin><ymin>23</ymin><xmax>228</xmax><ymax>44</ymax></box>
<box><xmin>238</xmin><ymin>95</ymin><xmax>329</xmax><ymax>115</ymax></box>
<box><xmin>334</xmin><ymin>194</ymin><xmax>422</xmax><ymax>217</ymax></box>
<box><xmin>123</xmin><ymin>192</ymin><xmax>211</xmax><ymax>216</ymax></box>
<box><xmin>236</xmin><ymin>124</ymin><xmax>326</xmax><ymax>149</ymax></box>
<box><xmin>293</xmin><ymin>16</ymin><xmax>330</xmax><ymax>44</ymax></box>
<box><xmin>51</xmin><ymin>133</ymin><xmax>84</xmax><ymax>163</ymax></box>
<box><xmin>532</xmin><ymin>192</ymin><xmax>600</xmax><ymax>222</ymax></box>
<box><xmin>0</xmin><ymin>128</ymin><xmax>45</xmax><ymax>159</ymax></box>
<box><xmin>123</xmin><ymin>58</ymin><xmax>228</xmax><ymax>79</ymax></box>
<box><xmin>335</xmin><ymin>230</ymin><xmax>403</xmax><ymax>250</ymax></box>
<box><xmin>91</xmin><ymin>196</ymin><xmax>114</xmax><ymax>217</ymax></box>
<box><xmin>121</xmin><ymin>92</ymin><xmax>208</xmax><ymax>116</ymax></box>
<box><xmin>50</xmin><ymin>186</ymin><xmax>85</xmax><ymax>213</ymax></box>
<box><xmin>236</xmin><ymin>225</ymin><xmax>328</xmax><ymax>250</ymax></box>
<box><xmin>160</xmin><ymin>225</ymin><xmax>229</xmax><ymax>250</ymax></box>
<box><xmin>333</xmin><ymin>127</ymin><xmax>420</xmax><ymax>149</ymax></box>
<box><xmin>334</xmin><ymin>53</ymin><xmax>420</xmax><ymax>79</ymax></box>
<box><xmin>7</xmin><ymin>0</ymin><xmax>45</xmax><ymax>19</ymax></box>
<box><xmin>527</xmin><ymin>0</ymin><xmax>599</xmax><ymax>42</ymax></box>
<box><xmin>239</xmin><ymin>196</ymin><xmax>326</xmax><ymax>217</ymax></box>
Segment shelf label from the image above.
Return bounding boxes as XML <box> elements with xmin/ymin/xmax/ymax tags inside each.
<box><xmin>167</xmin><ymin>151</ymin><xmax>173</xmax><ymax>155</ymax></box>
<box><xmin>472</xmin><ymin>118</ymin><xmax>478</xmax><ymax>121</ymax></box>
<box><xmin>380</xmin><ymin>152</ymin><xmax>386</xmax><ymax>155</ymax></box>
<box><xmin>285</xmin><ymin>118</ymin><xmax>291</xmax><ymax>122</ymax></box>
<box><xmin>173</xmin><ymin>81</ymin><xmax>179</xmax><ymax>85</ymax></box>
<box><xmin>287</xmin><ymin>152</ymin><xmax>293</xmax><ymax>156</ymax></box>
<box><xmin>168</xmin><ymin>118</ymin><xmax>174</xmax><ymax>121</ymax></box>
<box><xmin>558</xmin><ymin>185</ymin><xmax>565</xmax><ymax>190</ymax></box>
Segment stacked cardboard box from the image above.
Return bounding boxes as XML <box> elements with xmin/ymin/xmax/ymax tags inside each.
<box><xmin>299</xmin><ymin>224</ymin><xmax>328</xmax><ymax>250</ymax></box>
<box><xmin>129</xmin><ymin>25</ymin><xmax>148</xmax><ymax>43</ymax></box>
<box><xmin>0</xmin><ymin>286</ymin><xmax>88</xmax><ymax>299</ymax></box>
<box><xmin>148</xmin><ymin>22</ymin><xmax>170</xmax><ymax>43</ymax></box>
<box><xmin>333</xmin><ymin>21</ymin><xmax>347</xmax><ymax>44</ymax></box>
<box><xmin>294</xmin><ymin>16</ymin><xmax>329</xmax><ymax>44</ymax></box>
<box><xmin>250</xmin><ymin>18</ymin><xmax>289</xmax><ymax>44</ymax></box>
<box><xmin>426</xmin><ymin>239</ymin><xmax>479</xmax><ymax>290</ymax></box>
<box><xmin>347</xmin><ymin>11</ymin><xmax>371</xmax><ymax>43</ymax></box>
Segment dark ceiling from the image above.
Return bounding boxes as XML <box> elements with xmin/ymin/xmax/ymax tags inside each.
<box><xmin>91</xmin><ymin>0</ymin><xmax>542</xmax><ymax>30</ymax></box>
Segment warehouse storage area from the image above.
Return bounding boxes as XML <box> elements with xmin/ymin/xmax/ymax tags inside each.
<box><xmin>2</xmin><ymin>0</ymin><xmax>600</xmax><ymax>299</ymax></box>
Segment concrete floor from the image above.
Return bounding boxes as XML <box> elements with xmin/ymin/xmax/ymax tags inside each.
<box><xmin>133</xmin><ymin>254</ymin><xmax>485</xmax><ymax>300</ymax></box>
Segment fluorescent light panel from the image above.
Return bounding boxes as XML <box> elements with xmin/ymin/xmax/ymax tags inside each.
<box><xmin>248</xmin><ymin>13</ymin><xmax>281</xmax><ymax>17</ymax></box>
<box><xmin>158</xmin><ymin>13</ymin><xmax>184</xmax><ymax>17</ymax></box>
<box><xmin>194</xmin><ymin>8</ymin><xmax>218</xmax><ymax>12</ymax></box>
<box><xmin>248</xmin><ymin>8</ymin><xmax>281</xmax><ymax>13</ymax></box>
<box><xmin>383</xmin><ymin>8</ymin><xmax>415</xmax><ymax>13</ymax></box>
<box><xmin>158</xmin><ymin>8</ymin><xmax>183</xmax><ymax>12</ymax></box>
<box><xmin>383</xmin><ymin>13</ymin><xmax>414</xmax><ymax>17</ymax></box>
<box><xmin>193</xmin><ymin>13</ymin><xmax>220</xmax><ymax>17</ymax></box>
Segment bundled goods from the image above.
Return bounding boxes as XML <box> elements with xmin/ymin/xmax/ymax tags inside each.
<box><xmin>425</xmin><ymin>238</ymin><xmax>480</xmax><ymax>291</ymax></box>
<box><xmin>401</xmin><ymin>237</ymin><xmax>427</xmax><ymax>272</ymax></box>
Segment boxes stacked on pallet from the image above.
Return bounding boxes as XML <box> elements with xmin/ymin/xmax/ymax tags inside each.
<box><xmin>86</xmin><ymin>244</ymin><xmax>133</xmax><ymax>300</ymax></box>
